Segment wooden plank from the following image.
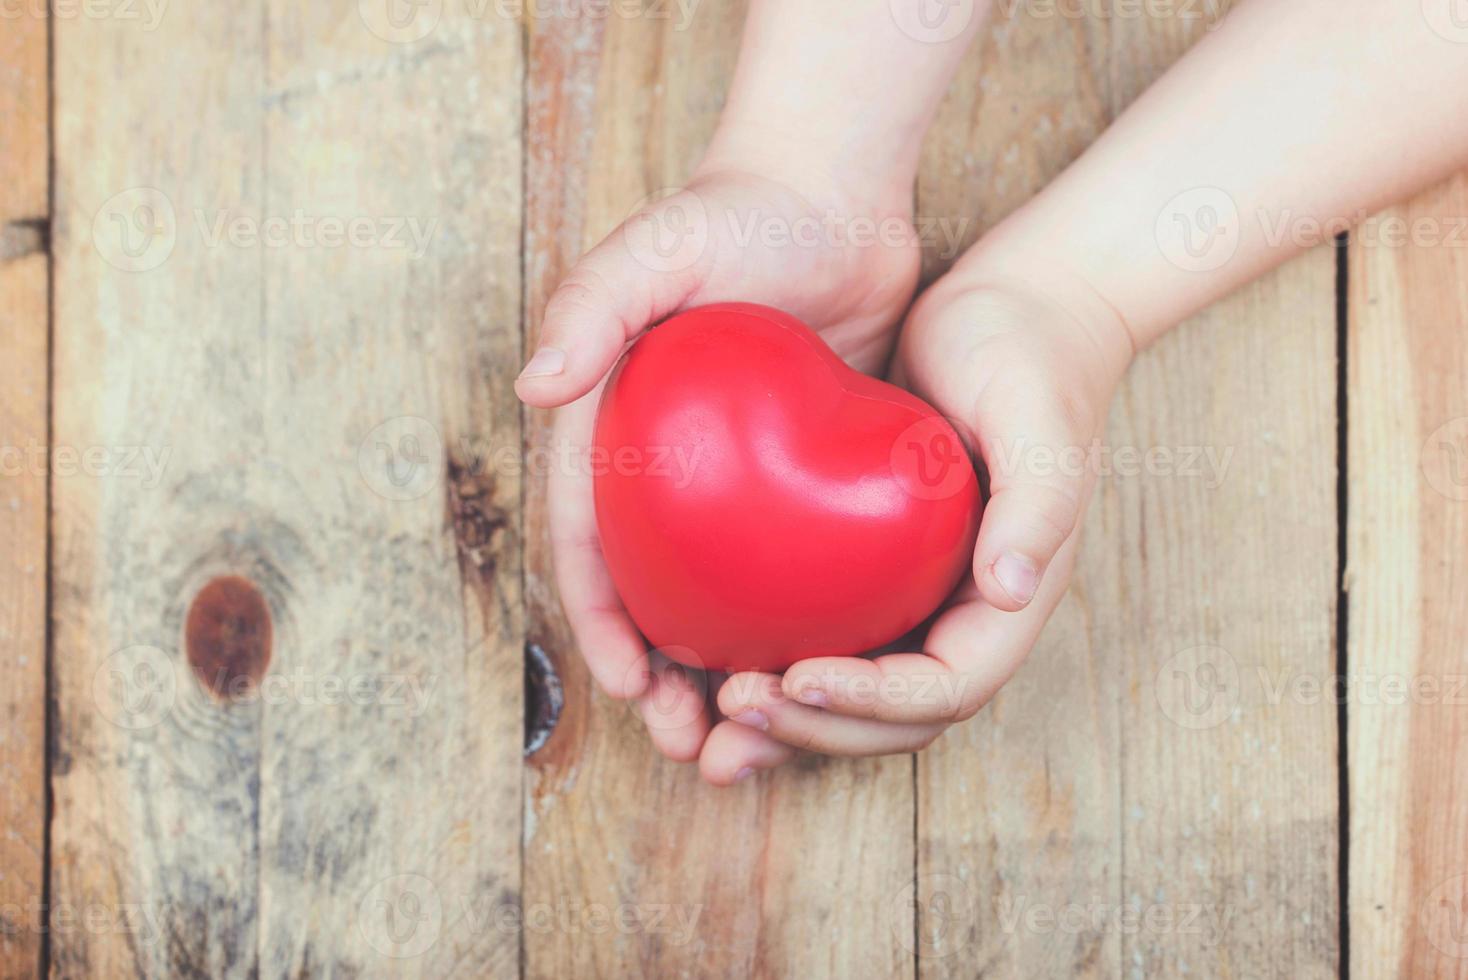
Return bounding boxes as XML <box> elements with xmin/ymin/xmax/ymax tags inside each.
<box><xmin>255</xmin><ymin>5</ymin><xmax>525</xmax><ymax>976</ymax></box>
<box><xmin>52</xmin><ymin>6</ymin><xmax>266</xmax><ymax>974</ymax></box>
<box><xmin>915</xmin><ymin>6</ymin><xmax>1339</xmax><ymax>976</ymax></box>
<box><xmin>1348</xmin><ymin>171</ymin><xmax>1468</xmax><ymax>978</ymax></box>
<box><xmin>0</xmin><ymin>9</ymin><xmax>48</xmax><ymax>977</ymax></box>
<box><xmin>522</xmin><ymin>8</ymin><xmax>915</xmax><ymax>977</ymax></box>
<box><xmin>51</xmin><ymin>3</ymin><xmax>524</xmax><ymax>975</ymax></box>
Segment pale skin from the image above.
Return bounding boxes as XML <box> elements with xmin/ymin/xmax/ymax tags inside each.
<box><xmin>516</xmin><ymin>0</ymin><xmax>1468</xmax><ymax>784</ymax></box>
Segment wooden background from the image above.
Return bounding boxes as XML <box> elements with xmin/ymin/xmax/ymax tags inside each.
<box><xmin>2</xmin><ymin>0</ymin><xmax>1465</xmax><ymax>976</ymax></box>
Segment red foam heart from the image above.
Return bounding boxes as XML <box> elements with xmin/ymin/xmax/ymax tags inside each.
<box><xmin>593</xmin><ymin>303</ymin><xmax>981</xmax><ymax>673</ymax></box>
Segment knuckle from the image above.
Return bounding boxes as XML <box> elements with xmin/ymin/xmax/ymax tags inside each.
<box><xmin>544</xmin><ymin>274</ymin><xmax>609</xmax><ymax>325</ymax></box>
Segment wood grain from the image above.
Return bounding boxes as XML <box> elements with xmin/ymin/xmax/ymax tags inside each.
<box><xmin>915</xmin><ymin>6</ymin><xmax>1339</xmax><ymax>976</ymax></box>
<box><xmin>1348</xmin><ymin>171</ymin><xmax>1468</xmax><ymax>979</ymax></box>
<box><xmin>51</xmin><ymin>3</ymin><xmax>523</xmax><ymax>975</ymax></box>
<box><xmin>0</xmin><ymin>8</ymin><xmax>48</xmax><ymax>978</ymax></box>
<box><xmin>521</xmin><ymin>7</ymin><xmax>915</xmax><ymax>977</ymax></box>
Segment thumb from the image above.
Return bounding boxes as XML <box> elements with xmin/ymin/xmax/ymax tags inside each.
<box><xmin>970</xmin><ymin>378</ymin><xmax>1097</xmax><ymax>612</ymax></box>
<box><xmin>515</xmin><ymin>188</ymin><xmax>712</xmax><ymax>408</ymax></box>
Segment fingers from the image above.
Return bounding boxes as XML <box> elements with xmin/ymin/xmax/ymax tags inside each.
<box><xmin>515</xmin><ymin>191</ymin><xmax>709</xmax><ymax>409</ymax></box>
<box><xmin>717</xmin><ymin>673</ymin><xmax>945</xmax><ymax>757</ymax></box>
<box><xmin>971</xmin><ymin>374</ymin><xmax>1096</xmax><ymax>612</ymax></box>
<box><xmin>782</xmin><ymin>536</ymin><xmax>1081</xmax><ymax>726</ymax></box>
<box><xmin>638</xmin><ymin>654</ymin><xmax>711</xmax><ymax>764</ymax></box>
<box><xmin>548</xmin><ymin>395</ymin><xmax>650</xmax><ymax>700</ymax></box>
<box><xmin>781</xmin><ymin>653</ymin><xmax>972</xmax><ymax>725</ymax></box>
<box><xmin>698</xmin><ymin>721</ymin><xmax>796</xmax><ymax>786</ymax></box>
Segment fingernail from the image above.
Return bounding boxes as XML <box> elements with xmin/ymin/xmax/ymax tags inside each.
<box><xmin>733</xmin><ymin>766</ymin><xmax>755</xmax><ymax>783</ymax></box>
<box><xmin>732</xmin><ymin>709</ymin><xmax>768</xmax><ymax>731</ymax></box>
<box><xmin>794</xmin><ymin>688</ymin><xmax>828</xmax><ymax>708</ymax></box>
<box><xmin>518</xmin><ymin>347</ymin><xmax>565</xmax><ymax>380</ymax></box>
<box><xmin>994</xmin><ymin>552</ymin><xmax>1039</xmax><ymax>604</ymax></box>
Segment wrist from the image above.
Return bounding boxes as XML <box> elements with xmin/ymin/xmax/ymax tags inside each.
<box><xmin>696</xmin><ymin>118</ymin><xmax>915</xmax><ymax>219</ymax></box>
<box><xmin>947</xmin><ymin>243</ymin><xmax>1137</xmax><ymax>383</ymax></box>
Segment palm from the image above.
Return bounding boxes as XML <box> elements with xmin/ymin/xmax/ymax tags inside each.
<box><xmin>544</xmin><ymin>167</ymin><xmax>922</xmax><ymax>764</ymax></box>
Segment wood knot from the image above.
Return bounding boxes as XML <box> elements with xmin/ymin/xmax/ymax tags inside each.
<box><xmin>446</xmin><ymin>457</ymin><xmax>509</xmax><ymax>585</ymax></box>
<box><xmin>185</xmin><ymin>575</ymin><xmax>272</xmax><ymax>700</ymax></box>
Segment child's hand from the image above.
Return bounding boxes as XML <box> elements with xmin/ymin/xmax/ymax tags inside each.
<box><xmin>517</xmin><ymin>154</ymin><xmax>922</xmax><ymax>772</ymax></box>
<box><xmin>708</xmin><ymin>266</ymin><xmax>1134</xmax><ymax>765</ymax></box>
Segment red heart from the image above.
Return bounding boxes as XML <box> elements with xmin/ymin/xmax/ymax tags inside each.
<box><xmin>593</xmin><ymin>303</ymin><xmax>981</xmax><ymax>673</ymax></box>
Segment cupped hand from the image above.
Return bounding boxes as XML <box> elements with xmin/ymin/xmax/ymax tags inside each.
<box><xmin>516</xmin><ymin>155</ymin><xmax>922</xmax><ymax>782</ymax></box>
<box><xmin>712</xmin><ymin>269</ymin><xmax>1136</xmax><ymax>769</ymax></box>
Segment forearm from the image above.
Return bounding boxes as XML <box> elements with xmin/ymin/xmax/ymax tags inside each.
<box><xmin>700</xmin><ymin>0</ymin><xmax>989</xmax><ymax>204</ymax></box>
<box><xmin>961</xmin><ymin>0</ymin><xmax>1468</xmax><ymax>348</ymax></box>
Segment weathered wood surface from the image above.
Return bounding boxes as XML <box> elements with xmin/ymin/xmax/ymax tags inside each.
<box><xmin>8</xmin><ymin>2</ymin><xmax>1468</xmax><ymax>978</ymax></box>
<box><xmin>50</xmin><ymin>2</ymin><xmax>523</xmax><ymax>976</ymax></box>
<box><xmin>521</xmin><ymin>7</ymin><xmax>916</xmax><ymax>977</ymax></box>
<box><xmin>915</xmin><ymin>4</ymin><xmax>1338</xmax><ymax>976</ymax></box>
<box><xmin>0</xmin><ymin>9</ymin><xmax>48</xmax><ymax>979</ymax></box>
<box><xmin>1349</xmin><ymin>170</ymin><xmax>1468</xmax><ymax>979</ymax></box>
